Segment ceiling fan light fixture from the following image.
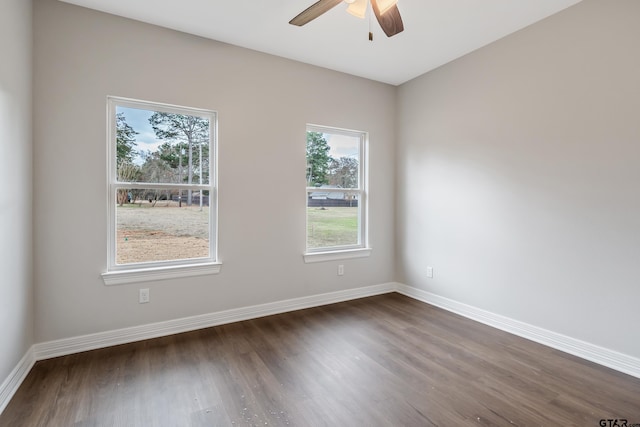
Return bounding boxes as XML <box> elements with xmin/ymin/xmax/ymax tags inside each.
<box><xmin>346</xmin><ymin>0</ymin><xmax>367</xmax><ymax>19</ymax></box>
<box><xmin>289</xmin><ymin>0</ymin><xmax>403</xmax><ymax>38</ymax></box>
<box><xmin>377</xmin><ymin>0</ymin><xmax>398</xmax><ymax>15</ymax></box>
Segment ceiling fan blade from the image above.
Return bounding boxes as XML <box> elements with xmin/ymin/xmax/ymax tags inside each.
<box><xmin>371</xmin><ymin>0</ymin><xmax>404</xmax><ymax>37</ymax></box>
<box><xmin>289</xmin><ymin>0</ymin><xmax>344</xmax><ymax>26</ymax></box>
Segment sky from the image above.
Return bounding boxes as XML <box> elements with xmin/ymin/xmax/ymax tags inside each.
<box><xmin>117</xmin><ymin>106</ymin><xmax>164</xmax><ymax>160</ymax></box>
<box><xmin>324</xmin><ymin>133</ymin><xmax>360</xmax><ymax>160</ymax></box>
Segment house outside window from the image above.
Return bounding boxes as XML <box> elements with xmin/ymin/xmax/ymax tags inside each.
<box><xmin>102</xmin><ymin>97</ymin><xmax>219</xmax><ymax>285</ymax></box>
<box><xmin>304</xmin><ymin>124</ymin><xmax>370</xmax><ymax>263</ymax></box>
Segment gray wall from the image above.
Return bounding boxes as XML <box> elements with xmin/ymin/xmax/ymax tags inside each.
<box><xmin>397</xmin><ymin>0</ymin><xmax>640</xmax><ymax>358</ymax></box>
<box><xmin>0</xmin><ymin>0</ymin><xmax>34</xmax><ymax>382</ymax></box>
<box><xmin>33</xmin><ymin>0</ymin><xmax>396</xmax><ymax>342</ymax></box>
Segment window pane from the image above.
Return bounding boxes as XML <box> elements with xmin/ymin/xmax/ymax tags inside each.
<box><xmin>306</xmin><ymin>131</ymin><xmax>359</xmax><ymax>189</ymax></box>
<box><xmin>307</xmin><ymin>190</ymin><xmax>359</xmax><ymax>249</ymax></box>
<box><xmin>116</xmin><ymin>188</ymin><xmax>209</xmax><ymax>264</ymax></box>
<box><xmin>116</xmin><ymin>106</ymin><xmax>210</xmax><ymax>185</ymax></box>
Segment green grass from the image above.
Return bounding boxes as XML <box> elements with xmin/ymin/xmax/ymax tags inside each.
<box><xmin>307</xmin><ymin>207</ymin><xmax>359</xmax><ymax>249</ymax></box>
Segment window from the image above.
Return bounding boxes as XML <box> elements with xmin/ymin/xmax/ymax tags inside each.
<box><xmin>304</xmin><ymin>124</ymin><xmax>370</xmax><ymax>262</ymax></box>
<box><xmin>102</xmin><ymin>97</ymin><xmax>219</xmax><ymax>285</ymax></box>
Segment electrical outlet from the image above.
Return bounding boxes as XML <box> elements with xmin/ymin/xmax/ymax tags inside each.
<box><xmin>426</xmin><ymin>266</ymin><xmax>433</xmax><ymax>278</ymax></box>
<box><xmin>139</xmin><ymin>288</ymin><xmax>150</xmax><ymax>304</ymax></box>
<box><xmin>338</xmin><ymin>264</ymin><xmax>344</xmax><ymax>276</ymax></box>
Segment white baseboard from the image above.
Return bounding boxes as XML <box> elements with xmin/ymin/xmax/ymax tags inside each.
<box><xmin>4</xmin><ymin>280</ymin><xmax>639</xmax><ymax>416</ymax></box>
<box><xmin>0</xmin><ymin>346</ymin><xmax>36</xmax><ymax>415</ymax></box>
<box><xmin>34</xmin><ymin>282</ymin><xmax>396</xmax><ymax>360</ymax></box>
<box><xmin>396</xmin><ymin>283</ymin><xmax>640</xmax><ymax>379</ymax></box>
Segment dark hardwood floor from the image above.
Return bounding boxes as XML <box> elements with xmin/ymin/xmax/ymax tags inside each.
<box><xmin>2</xmin><ymin>293</ymin><xmax>639</xmax><ymax>426</ymax></box>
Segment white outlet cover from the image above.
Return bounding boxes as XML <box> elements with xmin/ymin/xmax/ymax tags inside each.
<box><xmin>139</xmin><ymin>288</ymin><xmax>150</xmax><ymax>303</ymax></box>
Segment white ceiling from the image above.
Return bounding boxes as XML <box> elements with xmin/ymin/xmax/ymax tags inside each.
<box><xmin>58</xmin><ymin>0</ymin><xmax>582</xmax><ymax>86</ymax></box>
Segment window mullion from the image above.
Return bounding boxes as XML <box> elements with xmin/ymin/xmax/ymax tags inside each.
<box><xmin>114</xmin><ymin>182</ymin><xmax>212</xmax><ymax>191</ymax></box>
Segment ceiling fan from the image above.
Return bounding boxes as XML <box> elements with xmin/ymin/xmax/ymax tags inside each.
<box><xmin>289</xmin><ymin>0</ymin><xmax>404</xmax><ymax>39</ymax></box>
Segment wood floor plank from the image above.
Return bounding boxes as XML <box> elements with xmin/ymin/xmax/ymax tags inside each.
<box><xmin>2</xmin><ymin>293</ymin><xmax>639</xmax><ymax>426</ymax></box>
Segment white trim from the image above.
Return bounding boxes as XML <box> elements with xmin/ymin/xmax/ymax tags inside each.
<box><xmin>303</xmin><ymin>248</ymin><xmax>372</xmax><ymax>263</ymax></box>
<box><xmin>101</xmin><ymin>262</ymin><xmax>222</xmax><ymax>285</ymax></box>
<box><xmin>305</xmin><ymin>124</ymin><xmax>369</xmax><ymax>253</ymax></box>
<box><xmin>4</xmin><ymin>282</ymin><xmax>638</xmax><ymax>417</ymax></box>
<box><xmin>111</xmin><ymin>182</ymin><xmax>211</xmax><ymax>191</ymax></box>
<box><xmin>0</xmin><ymin>346</ymin><xmax>35</xmax><ymax>415</ymax></box>
<box><xmin>34</xmin><ymin>283</ymin><xmax>396</xmax><ymax>360</ymax></box>
<box><xmin>396</xmin><ymin>283</ymin><xmax>640</xmax><ymax>379</ymax></box>
<box><xmin>106</xmin><ymin>96</ymin><xmax>219</xmax><ymax>276</ymax></box>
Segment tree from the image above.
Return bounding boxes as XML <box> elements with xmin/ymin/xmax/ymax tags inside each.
<box><xmin>158</xmin><ymin>141</ymin><xmax>189</xmax><ymax>206</ymax></box>
<box><xmin>116</xmin><ymin>112</ymin><xmax>138</xmax><ymax>167</ymax></box>
<box><xmin>306</xmin><ymin>132</ymin><xmax>331</xmax><ymax>186</ymax></box>
<box><xmin>139</xmin><ymin>148</ymin><xmax>175</xmax><ymax>183</ymax></box>
<box><xmin>140</xmin><ymin>150</ymin><xmax>176</xmax><ymax>207</ymax></box>
<box><xmin>116</xmin><ymin>162</ymin><xmax>140</xmax><ymax>206</ymax></box>
<box><xmin>154</xmin><ymin>141</ymin><xmax>189</xmax><ymax>176</ymax></box>
<box><xmin>328</xmin><ymin>156</ymin><xmax>359</xmax><ymax>188</ymax></box>
<box><xmin>149</xmin><ymin>113</ymin><xmax>209</xmax><ymax>206</ymax></box>
<box><xmin>115</xmin><ymin>113</ymin><xmax>139</xmax><ymax>206</ymax></box>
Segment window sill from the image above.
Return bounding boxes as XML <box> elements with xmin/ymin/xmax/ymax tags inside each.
<box><xmin>101</xmin><ymin>262</ymin><xmax>222</xmax><ymax>286</ymax></box>
<box><xmin>303</xmin><ymin>248</ymin><xmax>372</xmax><ymax>264</ymax></box>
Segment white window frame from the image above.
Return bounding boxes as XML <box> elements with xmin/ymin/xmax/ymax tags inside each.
<box><xmin>101</xmin><ymin>96</ymin><xmax>220</xmax><ymax>285</ymax></box>
<box><xmin>304</xmin><ymin>124</ymin><xmax>371</xmax><ymax>263</ymax></box>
